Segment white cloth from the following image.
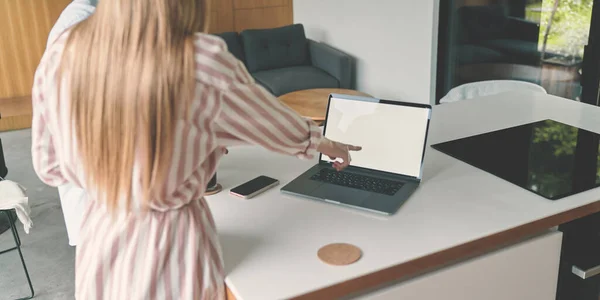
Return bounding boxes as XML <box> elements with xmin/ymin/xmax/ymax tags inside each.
<box><xmin>0</xmin><ymin>180</ymin><xmax>32</xmax><ymax>234</ymax></box>
<box><xmin>440</xmin><ymin>80</ymin><xmax>547</xmax><ymax>104</ymax></box>
<box><xmin>46</xmin><ymin>0</ymin><xmax>97</xmax><ymax>246</ymax></box>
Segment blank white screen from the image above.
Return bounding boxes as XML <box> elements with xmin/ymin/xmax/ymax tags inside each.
<box><xmin>322</xmin><ymin>97</ymin><xmax>430</xmax><ymax>177</ymax></box>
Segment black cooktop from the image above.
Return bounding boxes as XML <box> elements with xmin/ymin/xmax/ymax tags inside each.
<box><xmin>431</xmin><ymin>119</ymin><xmax>600</xmax><ymax>200</ymax></box>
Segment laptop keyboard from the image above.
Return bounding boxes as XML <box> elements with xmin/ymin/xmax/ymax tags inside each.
<box><xmin>310</xmin><ymin>169</ymin><xmax>404</xmax><ymax>196</ymax></box>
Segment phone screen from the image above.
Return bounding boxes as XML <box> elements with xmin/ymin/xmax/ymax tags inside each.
<box><xmin>230</xmin><ymin>176</ymin><xmax>279</xmax><ymax>197</ymax></box>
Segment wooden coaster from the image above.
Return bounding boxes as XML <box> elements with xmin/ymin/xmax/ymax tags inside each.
<box><xmin>205</xmin><ymin>184</ymin><xmax>223</xmax><ymax>196</ymax></box>
<box><xmin>317</xmin><ymin>243</ymin><xmax>362</xmax><ymax>266</ymax></box>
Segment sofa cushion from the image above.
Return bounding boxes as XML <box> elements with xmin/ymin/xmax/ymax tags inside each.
<box><xmin>252</xmin><ymin>66</ymin><xmax>339</xmax><ymax>96</ymax></box>
<box><xmin>241</xmin><ymin>24</ymin><xmax>310</xmax><ymax>73</ymax></box>
<box><xmin>213</xmin><ymin>32</ymin><xmax>245</xmax><ymax>63</ymax></box>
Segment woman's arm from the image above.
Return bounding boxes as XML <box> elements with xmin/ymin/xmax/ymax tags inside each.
<box><xmin>193</xmin><ymin>34</ymin><xmax>361</xmax><ymax>170</ymax></box>
<box><xmin>197</xmin><ymin>35</ymin><xmax>361</xmax><ymax>167</ymax></box>
<box><xmin>215</xmin><ymin>77</ymin><xmax>361</xmax><ymax>169</ymax></box>
<box><xmin>31</xmin><ymin>54</ymin><xmax>68</xmax><ymax>187</ymax></box>
<box><xmin>190</xmin><ymin>36</ymin><xmax>322</xmax><ymax>159</ymax></box>
<box><xmin>47</xmin><ymin>0</ymin><xmax>98</xmax><ymax>49</ymax></box>
<box><xmin>216</xmin><ymin>75</ymin><xmax>324</xmax><ymax>159</ymax></box>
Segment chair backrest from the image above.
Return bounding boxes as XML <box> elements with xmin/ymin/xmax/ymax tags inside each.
<box><xmin>0</xmin><ymin>139</ymin><xmax>7</xmax><ymax>179</ymax></box>
<box><xmin>439</xmin><ymin>80</ymin><xmax>547</xmax><ymax>104</ymax></box>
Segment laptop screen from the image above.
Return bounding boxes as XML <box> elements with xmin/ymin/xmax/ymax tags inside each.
<box><xmin>321</xmin><ymin>95</ymin><xmax>431</xmax><ymax>178</ymax></box>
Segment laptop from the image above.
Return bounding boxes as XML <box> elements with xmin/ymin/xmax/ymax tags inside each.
<box><xmin>281</xmin><ymin>93</ymin><xmax>432</xmax><ymax>215</ymax></box>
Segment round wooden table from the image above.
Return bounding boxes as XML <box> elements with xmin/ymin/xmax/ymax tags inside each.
<box><xmin>278</xmin><ymin>88</ymin><xmax>372</xmax><ymax>125</ymax></box>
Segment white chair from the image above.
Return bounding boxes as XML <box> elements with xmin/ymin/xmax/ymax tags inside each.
<box><xmin>439</xmin><ymin>80</ymin><xmax>547</xmax><ymax>104</ymax></box>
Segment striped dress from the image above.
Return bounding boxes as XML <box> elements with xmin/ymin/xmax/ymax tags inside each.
<box><xmin>31</xmin><ymin>32</ymin><xmax>323</xmax><ymax>299</ymax></box>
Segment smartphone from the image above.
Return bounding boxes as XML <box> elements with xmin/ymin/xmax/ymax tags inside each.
<box><xmin>230</xmin><ymin>176</ymin><xmax>279</xmax><ymax>199</ymax></box>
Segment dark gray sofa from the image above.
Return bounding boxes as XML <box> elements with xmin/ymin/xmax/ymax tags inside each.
<box><xmin>214</xmin><ymin>24</ymin><xmax>352</xmax><ymax>96</ymax></box>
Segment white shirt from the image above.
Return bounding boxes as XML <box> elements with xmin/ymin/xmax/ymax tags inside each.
<box><xmin>47</xmin><ymin>0</ymin><xmax>97</xmax><ymax>246</ymax></box>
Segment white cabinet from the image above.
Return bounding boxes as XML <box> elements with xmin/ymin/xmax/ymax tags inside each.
<box><xmin>362</xmin><ymin>230</ymin><xmax>563</xmax><ymax>300</ymax></box>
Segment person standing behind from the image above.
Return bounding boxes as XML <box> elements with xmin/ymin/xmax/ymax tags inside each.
<box><xmin>32</xmin><ymin>0</ymin><xmax>360</xmax><ymax>299</ymax></box>
<box><xmin>46</xmin><ymin>0</ymin><xmax>98</xmax><ymax>247</ymax></box>
<box><xmin>47</xmin><ymin>0</ymin><xmax>98</xmax><ymax>49</ymax></box>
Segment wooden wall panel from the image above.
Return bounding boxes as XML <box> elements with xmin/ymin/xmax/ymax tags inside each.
<box><xmin>0</xmin><ymin>0</ymin><xmax>292</xmax><ymax>131</ymax></box>
<box><xmin>233</xmin><ymin>0</ymin><xmax>292</xmax><ymax>9</ymax></box>
<box><xmin>209</xmin><ymin>0</ymin><xmax>294</xmax><ymax>33</ymax></box>
<box><xmin>208</xmin><ymin>0</ymin><xmax>234</xmax><ymax>33</ymax></box>
<box><xmin>0</xmin><ymin>0</ymin><xmax>71</xmax><ymax>99</ymax></box>
<box><xmin>0</xmin><ymin>96</ymin><xmax>32</xmax><ymax>132</ymax></box>
<box><xmin>234</xmin><ymin>6</ymin><xmax>293</xmax><ymax>32</ymax></box>
<box><xmin>0</xmin><ymin>0</ymin><xmax>291</xmax><ymax>97</ymax></box>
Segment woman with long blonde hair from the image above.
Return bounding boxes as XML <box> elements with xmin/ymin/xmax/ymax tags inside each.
<box><xmin>32</xmin><ymin>0</ymin><xmax>360</xmax><ymax>298</ymax></box>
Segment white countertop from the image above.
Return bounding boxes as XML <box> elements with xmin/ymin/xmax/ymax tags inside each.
<box><xmin>206</xmin><ymin>91</ymin><xmax>600</xmax><ymax>300</ymax></box>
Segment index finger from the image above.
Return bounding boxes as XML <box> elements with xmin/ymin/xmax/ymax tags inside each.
<box><xmin>348</xmin><ymin>145</ymin><xmax>362</xmax><ymax>151</ymax></box>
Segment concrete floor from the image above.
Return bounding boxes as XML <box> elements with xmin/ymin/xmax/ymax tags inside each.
<box><xmin>0</xmin><ymin>129</ymin><xmax>76</xmax><ymax>299</ymax></box>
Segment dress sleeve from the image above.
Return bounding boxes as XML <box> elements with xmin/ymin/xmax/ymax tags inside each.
<box><xmin>31</xmin><ymin>59</ymin><xmax>68</xmax><ymax>187</ymax></box>
<box><xmin>213</xmin><ymin>61</ymin><xmax>323</xmax><ymax>159</ymax></box>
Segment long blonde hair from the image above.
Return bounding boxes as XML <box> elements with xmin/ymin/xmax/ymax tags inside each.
<box><xmin>59</xmin><ymin>0</ymin><xmax>209</xmax><ymax>211</ymax></box>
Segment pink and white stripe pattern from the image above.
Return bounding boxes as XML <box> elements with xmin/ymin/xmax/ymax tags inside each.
<box><xmin>32</xmin><ymin>32</ymin><xmax>322</xmax><ymax>299</ymax></box>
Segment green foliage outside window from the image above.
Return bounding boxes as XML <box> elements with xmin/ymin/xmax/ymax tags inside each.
<box><xmin>526</xmin><ymin>0</ymin><xmax>592</xmax><ymax>58</ymax></box>
<box><xmin>529</xmin><ymin>120</ymin><xmax>600</xmax><ymax>198</ymax></box>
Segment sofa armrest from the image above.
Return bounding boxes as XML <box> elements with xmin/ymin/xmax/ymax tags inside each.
<box><xmin>308</xmin><ymin>40</ymin><xmax>352</xmax><ymax>89</ymax></box>
<box><xmin>505</xmin><ymin>17</ymin><xmax>540</xmax><ymax>43</ymax></box>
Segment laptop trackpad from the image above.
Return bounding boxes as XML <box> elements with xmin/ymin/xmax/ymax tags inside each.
<box><xmin>312</xmin><ymin>185</ymin><xmax>370</xmax><ymax>206</ymax></box>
